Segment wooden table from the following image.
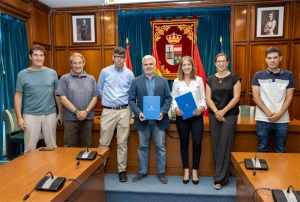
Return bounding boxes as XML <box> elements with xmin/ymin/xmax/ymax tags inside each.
<box><xmin>231</xmin><ymin>152</ymin><xmax>300</xmax><ymax>202</ymax></box>
<box><xmin>56</xmin><ymin>116</ymin><xmax>300</xmax><ymax>176</ymax></box>
<box><xmin>0</xmin><ymin>147</ymin><xmax>109</xmax><ymax>202</ymax></box>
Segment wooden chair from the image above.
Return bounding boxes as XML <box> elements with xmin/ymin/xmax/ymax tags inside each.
<box><xmin>2</xmin><ymin>109</ymin><xmax>44</xmax><ymax>160</ymax></box>
<box><xmin>238</xmin><ymin>105</ymin><xmax>256</xmax><ymax>117</ymax></box>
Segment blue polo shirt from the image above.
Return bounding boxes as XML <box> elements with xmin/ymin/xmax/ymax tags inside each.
<box><xmin>56</xmin><ymin>70</ymin><xmax>98</xmax><ymax>121</ymax></box>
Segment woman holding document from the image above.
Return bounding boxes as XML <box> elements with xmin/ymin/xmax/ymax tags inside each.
<box><xmin>206</xmin><ymin>53</ymin><xmax>241</xmax><ymax>190</ymax></box>
<box><xmin>171</xmin><ymin>56</ymin><xmax>206</xmax><ymax>185</ymax></box>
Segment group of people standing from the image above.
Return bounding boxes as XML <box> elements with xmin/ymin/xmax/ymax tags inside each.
<box><xmin>14</xmin><ymin>45</ymin><xmax>294</xmax><ymax>190</ymax></box>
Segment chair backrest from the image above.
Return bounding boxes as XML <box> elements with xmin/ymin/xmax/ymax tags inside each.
<box><xmin>238</xmin><ymin>105</ymin><xmax>256</xmax><ymax>117</ymax></box>
<box><xmin>2</xmin><ymin>109</ymin><xmax>21</xmax><ymax>134</ymax></box>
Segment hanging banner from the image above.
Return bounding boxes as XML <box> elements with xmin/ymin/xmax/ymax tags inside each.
<box><xmin>151</xmin><ymin>19</ymin><xmax>198</xmax><ymax>79</ymax></box>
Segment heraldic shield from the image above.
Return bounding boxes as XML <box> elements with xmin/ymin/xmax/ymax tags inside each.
<box><xmin>151</xmin><ymin>19</ymin><xmax>198</xmax><ymax>80</ymax></box>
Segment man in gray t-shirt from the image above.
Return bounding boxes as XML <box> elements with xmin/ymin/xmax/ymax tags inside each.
<box><xmin>56</xmin><ymin>53</ymin><xmax>98</xmax><ymax>147</ymax></box>
<box><xmin>14</xmin><ymin>45</ymin><xmax>62</xmax><ymax>154</ymax></box>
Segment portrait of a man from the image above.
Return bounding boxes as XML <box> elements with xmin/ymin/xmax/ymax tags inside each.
<box><xmin>77</xmin><ymin>18</ymin><xmax>90</xmax><ymax>41</ymax></box>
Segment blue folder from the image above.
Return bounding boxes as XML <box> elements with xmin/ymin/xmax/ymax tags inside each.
<box><xmin>143</xmin><ymin>96</ymin><xmax>160</xmax><ymax>120</ymax></box>
<box><xmin>175</xmin><ymin>92</ymin><xmax>197</xmax><ymax>120</ymax></box>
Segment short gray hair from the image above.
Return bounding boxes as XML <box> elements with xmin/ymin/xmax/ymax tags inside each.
<box><xmin>142</xmin><ymin>55</ymin><xmax>156</xmax><ymax>66</ymax></box>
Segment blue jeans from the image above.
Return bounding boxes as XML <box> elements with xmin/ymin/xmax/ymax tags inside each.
<box><xmin>137</xmin><ymin>121</ymin><xmax>166</xmax><ymax>175</ymax></box>
<box><xmin>256</xmin><ymin>121</ymin><xmax>289</xmax><ymax>153</ymax></box>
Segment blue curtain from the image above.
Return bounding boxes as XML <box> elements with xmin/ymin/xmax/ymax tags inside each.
<box><xmin>0</xmin><ymin>13</ymin><xmax>29</xmax><ymax>160</ymax></box>
<box><xmin>118</xmin><ymin>7</ymin><xmax>231</xmax><ymax>81</ymax></box>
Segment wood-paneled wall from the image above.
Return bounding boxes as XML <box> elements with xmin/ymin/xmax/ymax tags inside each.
<box><xmin>51</xmin><ymin>10</ymin><xmax>117</xmax><ymax>109</ymax></box>
<box><xmin>1</xmin><ymin>0</ymin><xmax>299</xmax><ymax>119</ymax></box>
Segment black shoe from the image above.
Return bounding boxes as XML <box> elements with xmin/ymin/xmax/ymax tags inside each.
<box><xmin>192</xmin><ymin>180</ymin><xmax>199</xmax><ymax>185</ymax></box>
<box><xmin>158</xmin><ymin>173</ymin><xmax>168</xmax><ymax>184</ymax></box>
<box><xmin>119</xmin><ymin>171</ymin><xmax>128</xmax><ymax>182</ymax></box>
<box><xmin>183</xmin><ymin>179</ymin><xmax>189</xmax><ymax>184</ymax></box>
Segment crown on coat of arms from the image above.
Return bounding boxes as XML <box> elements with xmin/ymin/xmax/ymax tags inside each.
<box><xmin>166</xmin><ymin>32</ymin><xmax>182</xmax><ymax>44</ymax></box>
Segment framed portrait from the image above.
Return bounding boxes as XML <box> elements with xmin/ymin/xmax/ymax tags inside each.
<box><xmin>255</xmin><ymin>6</ymin><xmax>285</xmax><ymax>38</ymax></box>
<box><xmin>71</xmin><ymin>14</ymin><xmax>96</xmax><ymax>43</ymax></box>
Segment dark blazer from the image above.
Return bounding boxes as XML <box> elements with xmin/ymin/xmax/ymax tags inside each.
<box><xmin>128</xmin><ymin>74</ymin><xmax>172</xmax><ymax>130</ymax></box>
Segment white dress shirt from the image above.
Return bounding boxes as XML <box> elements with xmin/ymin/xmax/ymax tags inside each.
<box><xmin>171</xmin><ymin>76</ymin><xmax>206</xmax><ymax>112</ymax></box>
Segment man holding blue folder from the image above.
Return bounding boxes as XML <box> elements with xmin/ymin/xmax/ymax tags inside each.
<box><xmin>129</xmin><ymin>55</ymin><xmax>172</xmax><ymax>184</ymax></box>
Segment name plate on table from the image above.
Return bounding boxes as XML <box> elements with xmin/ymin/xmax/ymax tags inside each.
<box><xmin>175</xmin><ymin>92</ymin><xmax>197</xmax><ymax>120</ymax></box>
<box><xmin>143</xmin><ymin>96</ymin><xmax>160</xmax><ymax>120</ymax></box>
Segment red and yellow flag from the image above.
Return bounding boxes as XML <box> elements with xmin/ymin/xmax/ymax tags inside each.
<box><xmin>152</xmin><ymin>44</ymin><xmax>162</xmax><ymax>76</ymax></box>
<box><xmin>194</xmin><ymin>43</ymin><xmax>208</xmax><ymax>116</ymax></box>
<box><xmin>125</xmin><ymin>39</ymin><xmax>134</xmax><ymax>73</ymax></box>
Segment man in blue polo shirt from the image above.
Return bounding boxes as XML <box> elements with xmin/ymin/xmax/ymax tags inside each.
<box><xmin>252</xmin><ymin>46</ymin><xmax>295</xmax><ymax>153</ymax></box>
<box><xmin>56</xmin><ymin>53</ymin><xmax>98</xmax><ymax>147</ymax></box>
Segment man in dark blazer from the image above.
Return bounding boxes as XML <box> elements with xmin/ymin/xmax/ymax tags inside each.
<box><xmin>79</xmin><ymin>19</ymin><xmax>88</xmax><ymax>40</ymax></box>
<box><xmin>129</xmin><ymin>55</ymin><xmax>172</xmax><ymax>184</ymax></box>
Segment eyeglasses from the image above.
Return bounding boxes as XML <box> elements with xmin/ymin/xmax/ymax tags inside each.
<box><xmin>114</xmin><ymin>55</ymin><xmax>125</xmax><ymax>60</ymax></box>
<box><xmin>217</xmin><ymin>60</ymin><xmax>227</xmax><ymax>64</ymax></box>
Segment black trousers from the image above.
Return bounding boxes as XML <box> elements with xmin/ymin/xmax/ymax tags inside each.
<box><xmin>209</xmin><ymin>114</ymin><xmax>237</xmax><ymax>185</ymax></box>
<box><xmin>176</xmin><ymin>115</ymin><xmax>203</xmax><ymax>170</ymax></box>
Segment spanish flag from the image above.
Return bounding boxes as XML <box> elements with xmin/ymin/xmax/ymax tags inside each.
<box><xmin>125</xmin><ymin>38</ymin><xmax>134</xmax><ymax>73</ymax></box>
<box><xmin>194</xmin><ymin>43</ymin><xmax>208</xmax><ymax>116</ymax></box>
<box><xmin>152</xmin><ymin>44</ymin><xmax>162</xmax><ymax>76</ymax></box>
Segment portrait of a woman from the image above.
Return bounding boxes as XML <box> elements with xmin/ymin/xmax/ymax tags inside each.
<box><xmin>263</xmin><ymin>11</ymin><xmax>276</xmax><ymax>35</ymax></box>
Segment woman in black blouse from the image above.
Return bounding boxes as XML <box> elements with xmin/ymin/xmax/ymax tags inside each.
<box><xmin>206</xmin><ymin>53</ymin><xmax>241</xmax><ymax>190</ymax></box>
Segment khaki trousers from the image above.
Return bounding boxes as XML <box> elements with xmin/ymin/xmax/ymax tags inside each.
<box><xmin>24</xmin><ymin>113</ymin><xmax>57</xmax><ymax>153</ymax></box>
<box><xmin>99</xmin><ymin>107</ymin><xmax>130</xmax><ymax>172</ymax></box>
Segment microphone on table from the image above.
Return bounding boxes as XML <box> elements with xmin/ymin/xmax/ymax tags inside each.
<box><xmin>23</xmin><ymin>187</ymin><xmax>35</xmax><ymax>201</ymax></box>
<box><xmin>23</xmin><ymin>171</ymin><xmax>54</xmax><ymax>201</ymax></box>
<box><xmin>77</xmin><ymin>148</ymin><xmax>88</xmax><ymax>166</ymax></box>
<box><xmin>287</xmin><ymin>185</ymin><xmax>300</xmax><ymax>201</ymax></box>
<box><xmin>253</xmin><ymin>155</ymin><xmax>257</xmax><ymax>176</ymax></box>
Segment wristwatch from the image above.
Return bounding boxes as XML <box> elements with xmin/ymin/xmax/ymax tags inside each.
<box><xmin>85</xmin><ymin>108</ymin><xmax>90</xmax><ymax>113</ymax></box>
<box><xmin>74</xmin><ymin>108</ymin><xmax>80</xmax><ymax>115</ymax></box>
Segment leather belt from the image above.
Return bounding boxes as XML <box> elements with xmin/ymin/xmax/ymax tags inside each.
<box><xmin>103</xmin><ymin>104</ymin><xmax>128</xmax><ymax>110</ymax></box>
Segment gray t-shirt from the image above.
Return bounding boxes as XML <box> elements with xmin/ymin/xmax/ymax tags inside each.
<box><xmin>56</xmin><ymin>70</ymin><xmax>98</xmax><ymax>121</ymax></box>
<box><xmin>15</xmin><ymin>67</ymin><xmax>58</xmax><ymax>115</ymax></box>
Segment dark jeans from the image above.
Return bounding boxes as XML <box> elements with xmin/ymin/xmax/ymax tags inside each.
<box><xmin>256</xmin><ymin>121</ymin><xmax>289</xmax><ymax>153</ymax></box>
<box><xmin>176</xmin><ymin>115</ymin><xmax>203</xmax><ymax>170</ymax></box>
<box><xmin>63</xmin><ymin>119</ymin><xmax>94</xmax><ymax>147</ymax></box>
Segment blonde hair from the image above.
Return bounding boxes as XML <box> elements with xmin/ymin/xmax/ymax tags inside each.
<box><xmin>177</xmin><ymin>56</ymin><xmax>196</xmax><ymax>80</ymax></box>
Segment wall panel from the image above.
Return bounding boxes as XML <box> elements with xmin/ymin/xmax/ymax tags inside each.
<box><xmin>104</xmin><ymin>48</ymin><xmax>115</xmax><ymax>69</ymax></box>
<box><xmin>291</xmin><ymin>42</ymin><xmax>300</xmax><ymax>90</ymax></box>
<box><xmin>233</xmin><ymin>44</ymin><xmax>248</xmax><ymax>104</ymax></box>
<box><xmin>54</xmin><ymin>49</ymin><xmax>68</xmax><ymax>76</ymax></box>
<box><xmin>233</xmin><ymin>44</ymin><xmax>247</xmax><ymax>91</ymax></box>
<box><xmin>31</xmin><ymin>6</ymin><xmax>50</xmax><ymax>45</ymax></box>
<box><xmin>234</xmin><ymin>5</ymin><xmax>247</xmax><ymax>41</ymax></box>
<box><xmin>2</xmin><ymin>0</ymin><xmax>30</xmax><ymax>13</ymax></box>
<box><xmin>294</xmin><ymin>2</ymin><xmax>300</xmax><ymax>39</ymax></box>
<box><xmin>96</xmin><ymin>12</ymin><xmax>102</xmax><ymax>45</ymax></box>
<box><xmin>53</xmin><ymin>13</ymin><xmax>67</xmax><ymax>46</ymax></box>
<box><xmin>289</xmin><ymin>96</ymin><xmax>300</xmax><ymax>119</ymax></box>
<box><xmin>103</xmin><ymin>12</ymin><xmax>116</xmax><ymax>46</ymax></box>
